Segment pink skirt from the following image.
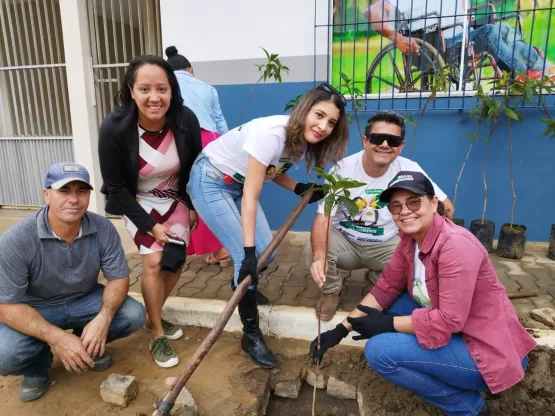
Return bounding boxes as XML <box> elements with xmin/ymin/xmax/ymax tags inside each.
<box><xmin>187</xmin><ymin>129</ymin><xmax>224</xmax><ymax>256</ymax></box>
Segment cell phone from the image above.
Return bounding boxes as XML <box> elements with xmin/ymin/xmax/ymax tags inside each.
<box><xmin>166</xmin><ymin>235</ymin><xmax>185</xmax><ymax>246</ymax></box>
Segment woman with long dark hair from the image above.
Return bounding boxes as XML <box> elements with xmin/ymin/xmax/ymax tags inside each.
<box><xmin>98</xmin><ymin>55</ymin><xmax>202</xmax><ymax>368</ymax></box>
<box><xmin>187</xmin><ymin>84</ymin><xmax>350</xmax><ymax>367</ymax></box>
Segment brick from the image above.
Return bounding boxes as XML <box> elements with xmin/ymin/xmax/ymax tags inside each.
<box><xmin>177</xmin><ymin>287</ymin><xmax>204</xmax><ymax>297</ymax></box>
<box><xmin>164</xmin><ymin>378</ymin><xmax>197</xmax><ymax>416</ymax></box>
<box><xmin>327</xmin><ymin>375</ymin><xmax>357</xmax><ymax>400</ymax></box>
<box><xmin>276</xmin><ymin>285</ymin><xmax>304</xmax><ymax>305</ymax></box>
<box><xmin>265</xmin><ymin>275</ymin><xmax>286</xmax><ymax>294</ymax></box>
<box><xmin>194</xmin><ymin>280</ymin><xmax>228</xmax><ymax>299</ymax></box>
<box><xmin>274</xmin><ymin>377</ymin><xmax>302</xmax><ymax>399</ymax></box>
<box><xmin>99</xmin><ymin>374</ymin><xmax>138</xmax><ymax>408</ymax></box>
<box><xmin>297</xmin><ymin>281</ymin><xmax>322</xmax><ymax>300</ymax></box>
<box><xmin>215</xmin><ymin>284</ymin><xmax>233</xmax><ymax>301</ymax></box>
<box><xmin>303</xmin><ymin>367</ymin><xmax>327</xmax><ymax>389</ymax></box>
<box><xmin>501</xmin><ymin>278</ymin><xmax>522</xmax><ymax>293</ymax></box>
<box><xmin>531</xmin><ymin>295</ymin><xmax>555</xmax><ymax>310</ymax></box>
<box><xmin>530</xmin><ymin>308</ymin><xmax>555</xmax><ymax>327</ymax></box>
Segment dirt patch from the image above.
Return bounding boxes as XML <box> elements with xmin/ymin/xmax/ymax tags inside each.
<box><xmin>486</xmin><ymin>346</ymin><xmax>555</xmax><ymax>416</ymax></box>
<box><xmin>268</xmin><ymin>383</ymin><xmax>359</xmax><ymax>416</ymax></box>
<box><xmin>0</xmin><ymin>329</ymin><xmax>553</xmax><ymax>416</ymax></box>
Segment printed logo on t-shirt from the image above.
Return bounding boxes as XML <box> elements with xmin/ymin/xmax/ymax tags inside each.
<box><xmin>338</xmin><ymin>189</ymin><xmax>388</xmax><ymax>235</ymax></box>
<box><xmin>266</xmin><ymin>165</ymin><xmax>277</xmax><ymax>176</ymax></box>
<box><xmin>276</xmin><ymin>162</ymin><xmax>293</xmax><ymax>176</ymax></box>
<box><xmin>233</xmin><ymin>172</ymin><xmax>245</xmax><ymax>182</ymax></box>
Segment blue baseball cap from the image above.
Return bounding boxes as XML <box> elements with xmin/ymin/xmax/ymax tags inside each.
<box><xmin>44</xmin><ymin>162</ymin><xmax>93</xmax><ymax>190</ymax></box>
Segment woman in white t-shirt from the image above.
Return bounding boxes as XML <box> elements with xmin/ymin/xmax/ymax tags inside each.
<box><xmin>187</xmin><ymin>84</ymin><xmax>349</xmax><ymax>367</ymax></box>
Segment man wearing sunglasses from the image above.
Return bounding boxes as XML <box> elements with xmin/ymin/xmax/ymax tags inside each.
<box><xmin>305</xmin><ymin>110</ymin><xmax>454</xmax><ymax>321</ymax></box>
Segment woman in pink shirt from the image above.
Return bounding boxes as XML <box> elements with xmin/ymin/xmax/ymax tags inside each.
<box><xmin>310</xmin><ymin>170</ymin><xmax>536</xmax><ymax>416</ymax></box>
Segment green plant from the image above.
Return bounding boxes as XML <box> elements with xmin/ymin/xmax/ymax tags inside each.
<box><xmin>339</xmin><ymin>72</ymin><xmax>366</xmax><ymax>140</ymax></box>
<box><xmin>238</xmin><ymin>47</ymin><xmax>290</xmax><ymax>124</ymax></box>
<box><xmin>308</xmin><ymin>167</ymin><xmax>365</xmax><ymax>416</ymax></box>
<box><xmin>407</xmin><ymin>65</ymin><xmax>454</xmax><ymax>158</ymax></box>
<box><xmin>284</xmin><ymin>93</ymin><xmax>304</xmax><ymax>112</ymax></box>
<box><xmin>455</xmin><ymin>70</ymin><xmax>554</xmax><ymax>228</ymax></box>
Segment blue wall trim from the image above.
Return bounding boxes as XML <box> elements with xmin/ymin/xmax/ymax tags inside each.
<box><xmin>215</xmin><ymin>81</ymin><xmax>555</xmax><ymax>242</ymax></box>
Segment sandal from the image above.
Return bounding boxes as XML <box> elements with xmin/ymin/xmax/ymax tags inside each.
<box><xmin>205</xmin><ymin>252</ymin><xmax>231</xmax><ymax>267</ymax></box>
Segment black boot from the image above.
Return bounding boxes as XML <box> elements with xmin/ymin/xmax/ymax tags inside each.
<box><xmin>239</xmin><ymin>290</ymin><xmax>276</xmax><ymax>368</ymax></box>
<box><xmin>255</xmin><ymin>289</ymin><xmax>270</xmax><ymax>305</ymax></box>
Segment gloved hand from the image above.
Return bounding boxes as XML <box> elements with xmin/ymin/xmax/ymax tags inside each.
<box><xmin>294</xmin><ymin>182</ymin><xmax>326</xmax><ymax>204</ymax></box>
<box><xmin>309</xmin><ymin>323</ymin><xmax>349</xmax><ymax>364</ymax></box>
<box><xmin>237</xmin><ymin>247</ymin><xmax>258</xmax><ymax>285</ymax></box>
<box><xmin>346</xmin><ymin>305</ymin><xmax>395</xmax><ymax>341</ymax></box>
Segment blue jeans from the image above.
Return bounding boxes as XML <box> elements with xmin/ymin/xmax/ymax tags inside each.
<box><xmin>365</xmin><ymin>293</ymin><xmax>528</xmax><ymax>416</ymax></box>
<box><xmin>187</xmin><ymin>154</ymin><xmax>277</xmax><ymax>288</ymax></box>
<box><xmin>0</xmin><ymin>284</ymin><xmax>145</xmax><ymax>377</ymax></box>
<box><xmin>447</xmin><ymin>23</ymin><xmax>546</xmax><ymax>72</ymax></box>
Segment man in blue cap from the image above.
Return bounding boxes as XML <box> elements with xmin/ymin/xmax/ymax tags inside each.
<box><xmin>0</xmin><ymin>162</ymin><xmax>145</xmax><ymax>402</ymax></box>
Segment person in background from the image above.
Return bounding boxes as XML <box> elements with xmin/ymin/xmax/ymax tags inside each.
<box><xmin>310</xmin><ymin>171</ymin><xmax>536</xmax><ymax>416</ymax></box>
<box><xmin>98</xmin><ymin>55</ymin><xmax>202</xmax><ymax>369</ymax></box>
<box><xmin>187</xmin><ymin>84</ymin><xmax>350</xmax><ymax>368</ymax></box>
<box><xmin>166</xmin><ymin>46</ymin><xmax>232</xmax><ymax>267</ymax></box>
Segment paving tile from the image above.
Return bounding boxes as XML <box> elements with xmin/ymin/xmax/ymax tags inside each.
<box><xmin>122</xmin><ymin>233</ymin><xmax>555</xmax><ymax>320</ymax></box>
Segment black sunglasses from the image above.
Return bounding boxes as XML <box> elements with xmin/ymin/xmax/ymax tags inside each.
<box><xmin>318</xmin><ymin>83</ymin><xmax>347</xmax><ymax>106</ymax></box>
<box><xmin>368</xmin><ymin>133</ymin><xmax>404</xmax><ymax>148</ymax></box>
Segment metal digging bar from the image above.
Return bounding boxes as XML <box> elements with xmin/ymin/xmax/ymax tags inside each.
<box><xmin>152</xmin><ymin>191</ymin><xmax>313</xmax><ymax>416</ymax></box>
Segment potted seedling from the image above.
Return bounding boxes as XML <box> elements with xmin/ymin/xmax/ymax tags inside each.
<box><xmin>309</xmin><ymin>167</ymin><xmax>365</xmax><ymax>415</ymax></box>
<box><xmin>458</xmin><ymin>84</ymin><xmax>499</xmax><ymax>251</ymax></box>
<box><xmin>490</xmin><ymin>73</ymin><xmax>527</xmax><ymax>259</ymax></box>
<box><xmin>506</xmin><ymin>72</ymin><xmax>554</xmax><ymax>259</ymax></box>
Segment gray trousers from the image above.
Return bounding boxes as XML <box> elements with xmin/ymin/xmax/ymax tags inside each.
<box><xmin>304</xmin><ymin>227</ymin><xmax>400</xmax><ymax>295</ymax></box>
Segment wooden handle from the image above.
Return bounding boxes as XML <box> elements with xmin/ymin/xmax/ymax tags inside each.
<box><xmin>152</xmin><ymin>192</ymin><xmax>313</xmax><ymax>416</ymax></box>
<box><xmin>507</xmin><ymin>291</ymin><xmax>538</xmax><ymax>299</ymax></box>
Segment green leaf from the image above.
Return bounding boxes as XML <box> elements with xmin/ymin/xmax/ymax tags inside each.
<box><xmin>336</xmin><ymin>180</ymin><xmax>365</xmax><ymax>189</ymax></box>
<box><xmin>338</xmin><ymin>196</ymin><xmax>359</xmax><ymax>217</ymax></box>
<box><xmin>503</xmin><ymin>108</ymin><xmax>519</xmax><ymax>120</ymax></box>
<box><xmin>344</xmin><ymin>189</ymin><xmax>351</xmax><ymax>198</ymax></box>
<box><xmin>340</xmin><ymin>72</ymin><xmax>349</xmax><ymax>82</ymax></box>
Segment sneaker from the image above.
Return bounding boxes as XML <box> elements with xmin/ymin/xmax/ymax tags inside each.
<box><xmin>90</xmin><ymin>351</ymin><xmax>113</xmax><ymax>372</ymax></box>
<box><xmin>143</xmin><ymin>318</ymin><xmax>184</xmax><ymax>340</ymax></box>
<box><xmin>19</xmin><ymin>376</ymin><xmax>49</xmax><ymax>402</ymax></box>
<box><xmin>315</xmin><ymin>293</ymin><xmax>341</xmax><ymax>321</ymax></box>
<box><xmin>149</xmin><ymin>336</ymin><xmax>179</xmax><ymax>368</ymax></box>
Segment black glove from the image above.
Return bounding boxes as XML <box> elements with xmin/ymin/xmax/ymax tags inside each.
<box><xmin>346</xmin><ymin>305</ymin><xmax>395</xmax><ymax>341</ymax></box>
<box><xmin>309</xmin><ymin>323</ymin><xmax>349</xmax><ymax>364</ymax></box>
<box><xmin>294</xmin><ymin>182</ymin><xmax>326</xmax><ymax>204</ymax></box>
<box><xmin>237</xmin><ymin>247</ymin><xmax>258</xmax><ymax>285</ymax></box>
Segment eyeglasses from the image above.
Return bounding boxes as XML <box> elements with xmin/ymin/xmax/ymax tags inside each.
<box><xmin>387</xmin><ymin>196</ymin><xmax>424</xmax><ymax>215</ymax></box>
<box><xmin>368</xmin><ymin>133</ymin><xmax>404</xmax><ymax>148</ymax></box>
<box><xmin>318</xmin><ymin>83</ymin><xmax>347</xmax><ymax>106</ymax></box>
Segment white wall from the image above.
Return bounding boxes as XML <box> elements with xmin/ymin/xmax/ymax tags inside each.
<box><xmin>160</xmin><ymin>0</ymin><xmax>330</xmax><ymax>63</ymax></box>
